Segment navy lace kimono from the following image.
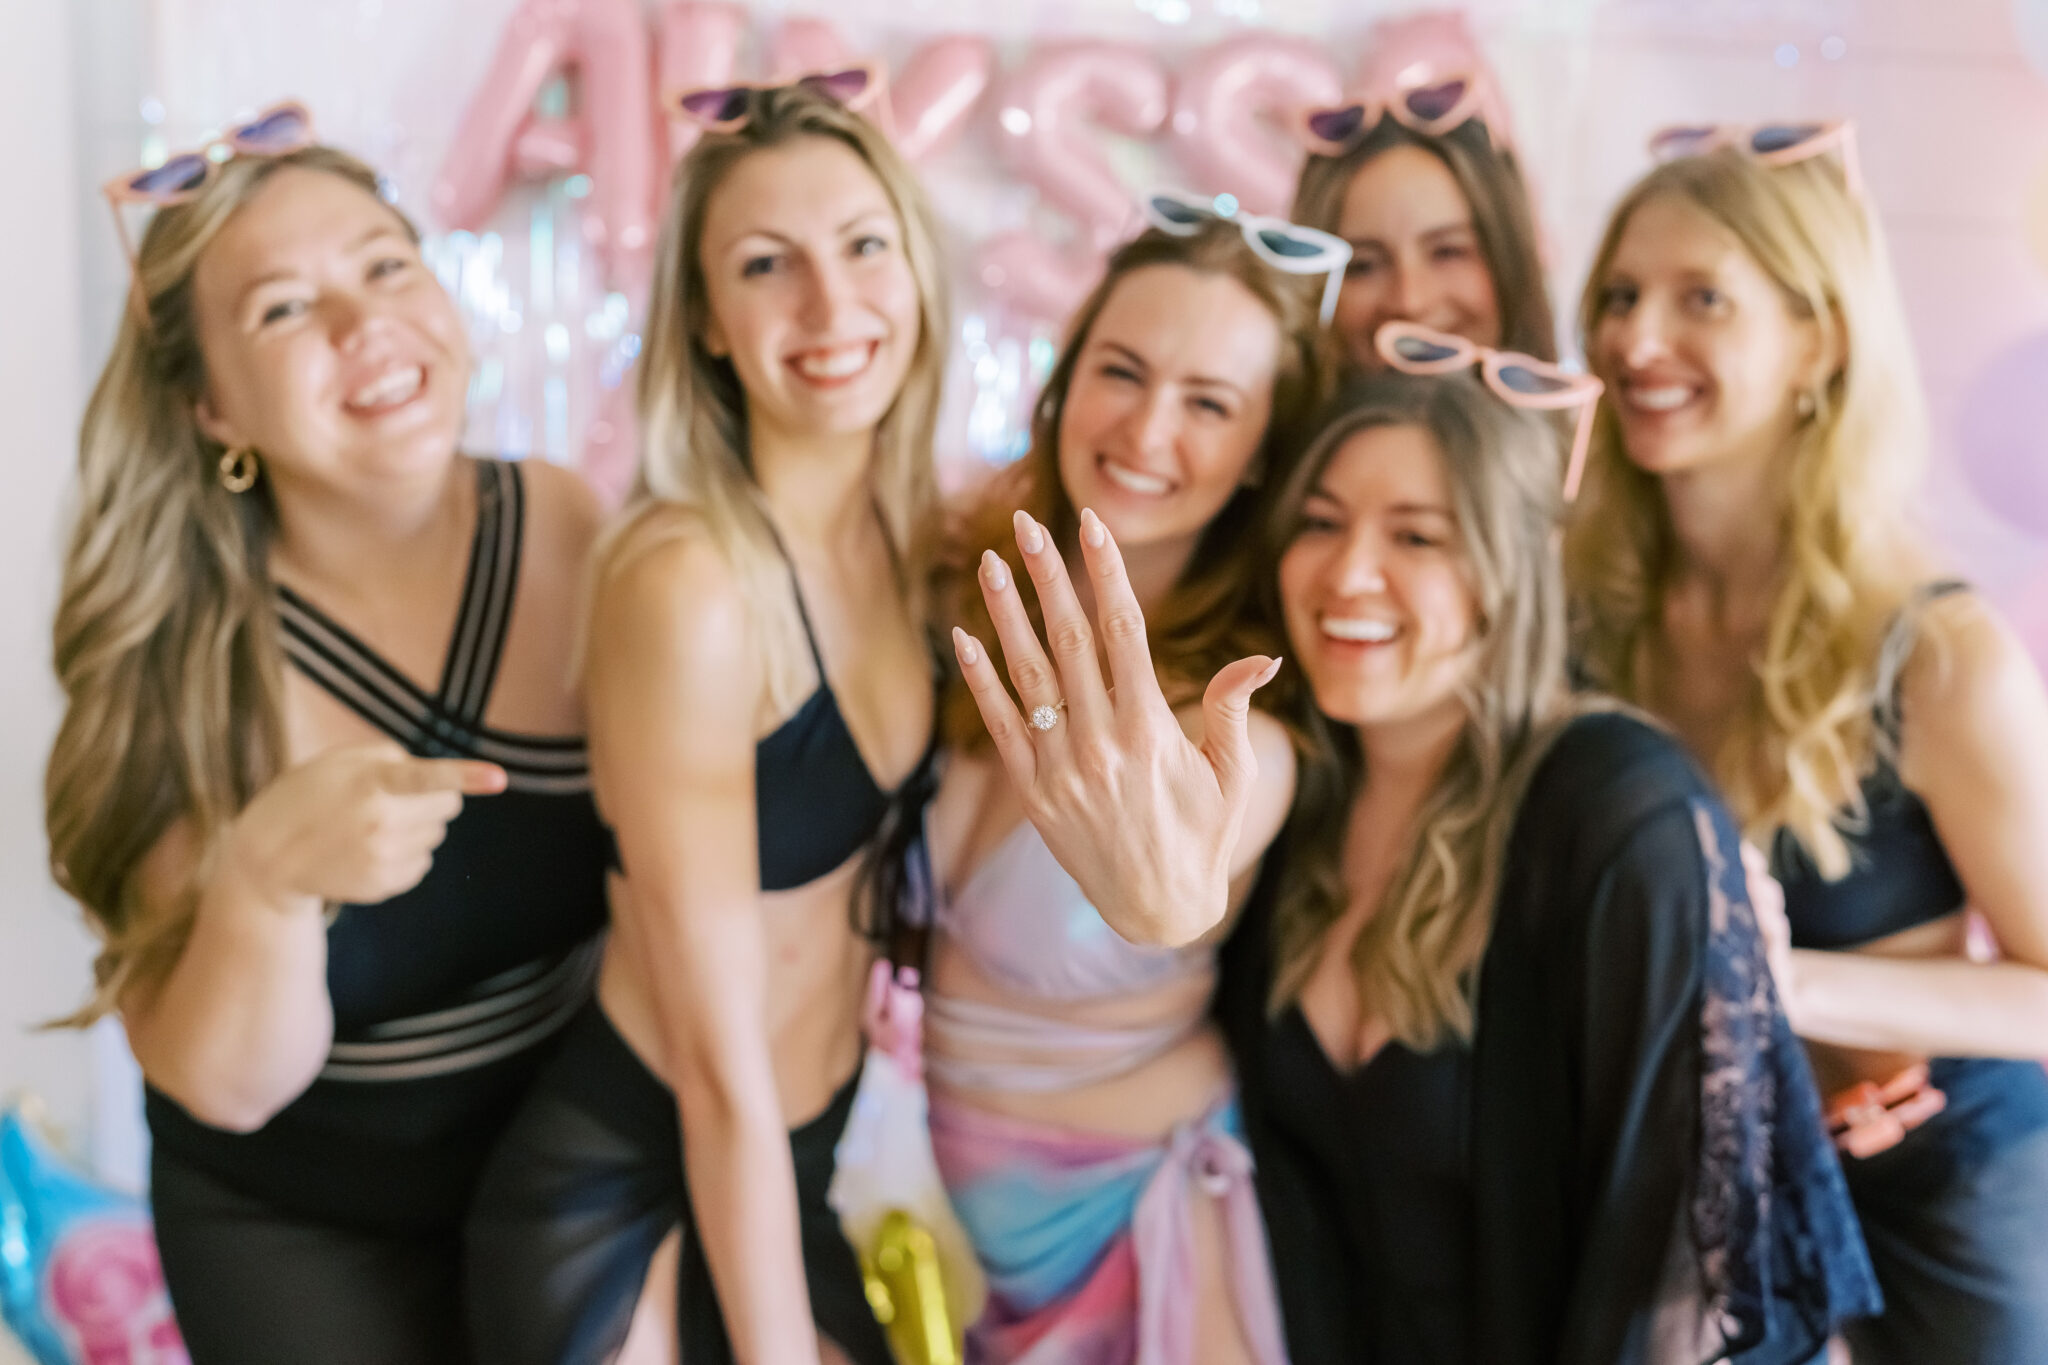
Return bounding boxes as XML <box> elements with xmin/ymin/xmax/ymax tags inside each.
<box><xmin>1217</xmin><ymin>711</ymin><xmax>1881</xmax><ymax>1365</ymax></box>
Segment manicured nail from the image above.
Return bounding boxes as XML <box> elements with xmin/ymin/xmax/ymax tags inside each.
<box><xmin>1013</xmin><ymin>509</ymin><xmax>1045</xmax><ymax>555</ymax></box>
<box><xmin>1080</xmin><ymin>507</ymin><xmax>1106</xmax><ymax>549</ymax></box>
<box><xmin>981</xmin><ymin>549</ymin><xmax>1008</xmax><ymax>591</ymax></box>
<box><xmin>952</xmin><ymin>626</ymin><xmax>980</xmax><ymax>666</ymax></box>
<box><xmin>1258</xmin><ymin>656</ymin><xmax>1284</xmax><ymax>685</ymax></box>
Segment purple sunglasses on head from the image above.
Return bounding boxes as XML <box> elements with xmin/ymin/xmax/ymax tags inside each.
<box><xmin>663</xmin><ymin>65</ymin><xmax>882</xmax><ymax>132</ymax></box>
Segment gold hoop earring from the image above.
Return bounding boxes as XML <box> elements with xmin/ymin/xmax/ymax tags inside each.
<box><xmin>218</xmin><ymin>446</ymin><xmax>259</xmax><ymax>493</ymax></box>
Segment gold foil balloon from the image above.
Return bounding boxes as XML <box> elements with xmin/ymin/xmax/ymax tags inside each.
<box><xmin>860</xmin><ymin>1208</ymin><xmax>960</xmax><ymax>1365</ymax></box>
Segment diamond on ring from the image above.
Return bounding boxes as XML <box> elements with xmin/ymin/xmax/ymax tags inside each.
<box><xmin>1029</xmin><ymin>704</ymin><xmax>1062</xmax><ymax>732</ymax></box>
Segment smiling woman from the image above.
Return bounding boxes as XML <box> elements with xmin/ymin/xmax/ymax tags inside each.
<box><xmin>945</xmin><ymin>365</ymin><xmax>1882</xmax><ymax>1364</ymax></box>
<box><xmin>1568</xmin><ymin>139</ymin><xmax>2048</xmax><ymax>1365</ymax></box>
<box><xmin>463</xmin><ymin>81</ymin><xmax>950</xmax><ymax>1365</ymax></box>
<box><xmin>44</xmin><ymin>134</ymin><xmax>611</xmax><ymax>1365</ymax></box>
<box><xmin>189</xmin><ymin>174</ymin><xmax>472</xmax><ymax>491</ymax></box>
<box><xmin>922</xmin><ymin>213</ymin><xmax>1333</xmax><ymax>1364</ymax></box>
<box><xmin>1291</xmin><ymin>105</ymin><xmax>1555</xmax><ymax>373</ymax></box>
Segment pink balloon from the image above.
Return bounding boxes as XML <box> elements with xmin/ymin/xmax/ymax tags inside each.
<box><xmin>770</xmin><ymin>15</ymin><xmax>854</xmax><ymax>83</ymax></box>
<box><xmin>766</xmin><ymin>17</ymin><xmax>915</xmax><ymax>142</ymax></box>
<box><xmin>47</xmin><ymin>1221</ymin><xmax>186</xmax><ymax>1365</ymax></box>
<box><xmin>980</xmin><ymin>42</ymin><xmax>1169</xmax><ymax>322</ymax></box>
<box><xmin>433</xmin><ymin>0</ymin><xmax>658</xmax><ymax>285</ymax></box>
<box><xmin>1168</xmin><ymin>35</ymin><xmax>1343</xmax><ymax>217</ymax></box>
<box><xmin>651</xmin><ymin>2</ymin><xmax>745</xmax><ymax>199</ymax></box>
<box><xmin>1958</xmin><ymin>330</ymin><xmax>2048</xmax><ymax>539</ymax></box>
<box><xmin>512</xmin><ymin>118</ymin><xmax>583</xmax><ymax>177</ymax></box>
<box><xmin>894</xmin><ymin>35</ymin><xmax>995</xmax><ymax>164</ymax></box>
<box><xmin>1356</xmin><ymin>11</ymin><xmax>1518</xmax><ymax>151</ymax></box>
<box><xmin>977</xmin><ymin>230</ymin><xmax>1108</xmax><ymax>329</ymax></box>
<box><xmin>997</xmin><ymin>43</ymin><xmax>1169</xmax><ymax>254</ymax></box>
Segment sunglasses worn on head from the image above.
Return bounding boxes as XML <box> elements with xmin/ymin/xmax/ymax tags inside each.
<box><xmin>1142</xmin><ymin>189</ymin><xmax>1353</xmax><ymax>325</ymax></box>
<box><xmin>662</xmin><ymin>64</ymin><xmax>883</xmax><ymax>132</ymax></box>
<box><xmin>102</xmin><ymin>101</ymin><xmax>318</xmax><ymax>322</ymax></box>
<box><xmin>1297</xmin><ymin>71</ymin><xmax>1493</xmax><ymax>157</ymax></box>
<box><xmin>1374</xmin><ymin>321</ymin><xmax>1604</xmax><ymax>503</ymax></box>
<box><xmin>104</xmin><ymin>101</ymin><xmax>315</xmax><ymax>209</ymax></box>
<box><xmin>1648</xmin><ymin>119</ymin><xmax>1863</xmax><ymax>198</ymax></box>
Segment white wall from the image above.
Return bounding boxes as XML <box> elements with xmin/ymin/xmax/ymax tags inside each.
<box><xmin>0</xmin><ymin>0</ymin><xmax>99</xmax><ymax>1155</ymax></box>
<box><xmin>1</xmin><ymin>1</ymin><xmax>92</xmax><ymax>1360</ymax></box>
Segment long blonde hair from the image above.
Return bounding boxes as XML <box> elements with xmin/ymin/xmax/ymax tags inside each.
<box><xmin>46</xmin><ymin>147</ymin><xmax>415</xmax><ymax>1023</ymax></box>
<box><xmin>1565</xmin><ymin>149</ymin><xmax>1925</xmax><ymax>877</ymax></box>
<box><xmin>601</xmin><ymin>84</ymin><xmax>950</xmax><ymax>714</ymax></box>
<box><xmin>1291</xmin><ymin>117</ymin><xmax>1557</xmax><ymax>363</ymax></box>
<box><xmin>942</xmin><ymin>218</ymin><xmax>1338</xmax><ymax>748</ymax></box>
<box><xmin>1264</xmin><ymin>373</ymin><xmax>1576</xmax><ymax>1050</ymax></box>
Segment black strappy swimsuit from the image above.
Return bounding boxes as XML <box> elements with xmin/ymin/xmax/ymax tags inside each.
<box><xmin>600</xmin><ymin>518</ymin><xmax>895</xmax><ymax>890</ymax></box>
<box><xmin>467</xmin><ymin>517</ymin><xmax>919</xmax><ymax>1365</ymax></box>
<box><xmin>144</xmin><ymin>458</ymin><xmax>610</xmax><ymax>1364</ymax></box>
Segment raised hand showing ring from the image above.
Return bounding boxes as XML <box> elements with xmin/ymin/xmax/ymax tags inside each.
<box><xmin>950</xmin><ymin>506</ymin><xmax>1282</xmax><ymax>948</ymax></box>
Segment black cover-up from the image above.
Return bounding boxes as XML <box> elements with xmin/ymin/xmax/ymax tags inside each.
<box><xmin>1216</xmin><ymin>711</ymin><xmax>1881</xmax><ymax>1365</ymax></box>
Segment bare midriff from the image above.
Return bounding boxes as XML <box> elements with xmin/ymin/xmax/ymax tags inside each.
<box><xmin>598</xmin><ymin>853</ymin><xmax>873</xmax><ymax>1130</ymax></box>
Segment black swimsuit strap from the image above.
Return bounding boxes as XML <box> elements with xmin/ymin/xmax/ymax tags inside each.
<box><xmin>438</xmin><ymin>459</ymin><xmax>524</xmax><ymax>725</ymax></box>
<box><xmin>1874</xmin><ymin>577</ymin><xmax>1971</xmax><ymax>750</ymax></box>
<box><xmin>755</xmin><ymin>510</ymin><xmax>831</xmax><ymax>680</ymax></box>
<box><xmin>275</xmin><ymin>459</ymin><xmax>527</xmax><ymax>752</ymax></box>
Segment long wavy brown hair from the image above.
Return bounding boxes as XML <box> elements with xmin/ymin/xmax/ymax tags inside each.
<box><xmin>1263</xmin><ymin>372</ymin><xmax>1580</xmax><ymax>1050</ymax></box>
<box><xmin>1292</xmin><ymin>116</ymin><xmax>1557</xmax><ymax>363</ymax></box>
<box><xmin>46</xmin><ymin>147</ymin><xmax>414</xmax><ymax>1023</ymax></box>
<box><xmin>941</xmin><ymin>219</ymin><xmax>1338</xmax><ymax>747</ymax></box>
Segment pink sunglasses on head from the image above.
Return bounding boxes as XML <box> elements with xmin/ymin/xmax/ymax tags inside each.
<box><xmin>662</xmin><ymin>64</ymin><xmax>885</xmax><ymax>133</ymax></box>
<box><xmin>1375</xmin><ymin>321</ymin><xmax>1604</xmax><ymax>503</ymax></box>
<box><xmin>101</xmin><ymin>100</ymin><xmax>317</xmax><ymax>318</ymax></box>
<box><xmin>1297</xmin><ymin>70</ymin><xmax>1494</xmax><ymax>157</ymax></box>
<box><xmin>1648</xmin><ymin>119</ymin><xmax>1863</xmax><ymax>198</ymax></box>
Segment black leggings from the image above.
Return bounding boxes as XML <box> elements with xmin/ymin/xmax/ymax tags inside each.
<box><xmin>464</xmin><ymin>1002</ymin><xmax>892</xmax><ymax>1365</ymax></box>
<box><xmin>151</xmin><ymin>1145</ymin><xmax>469</xmax><ymax>1365</ymax></box>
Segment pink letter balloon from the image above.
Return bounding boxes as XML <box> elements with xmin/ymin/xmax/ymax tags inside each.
<box><xmin>432</xmin><ymin>0</ymin><xmax>658</xmax><ymax>286</ymax></box>
<box><xmin>654</xmin><ymin>1</ymin><xmax>746</xmax><ymax>168</ymax></box>
<box><xmin>1355</xmin><ymin>10</ymin><xmax>1519</xmax><ymax>151</ymax></box>
<box><xmin>980</xmin><ymin>42</ymin><xmax>1170</xmax><ymax>322</ymax></box>
<box><xmin>893</xmin><ymin>35</ymin><xmax>997</xmax><ymax>164</ymax></box>
<box><xmin>1169</xmin><ymin>36</ymin><xmax>1342</xmax><ymax>217</ymax></box>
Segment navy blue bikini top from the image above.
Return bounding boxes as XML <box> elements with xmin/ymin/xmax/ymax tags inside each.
<box><xmin>604</xmin><ymin>521</ymin><xmax>896</xmax><ymax>892</ymax></box>
<box><xmin>1771</xmin><ymin>581</ymin><xmax>1970</xmax><ymax>950</ymax></box>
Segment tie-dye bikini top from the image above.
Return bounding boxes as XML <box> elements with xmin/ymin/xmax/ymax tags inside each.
<box><xmin>926</xmin><ymin>820</ymin><xmax>1215</xmax><ymax>1093</ymax></box>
